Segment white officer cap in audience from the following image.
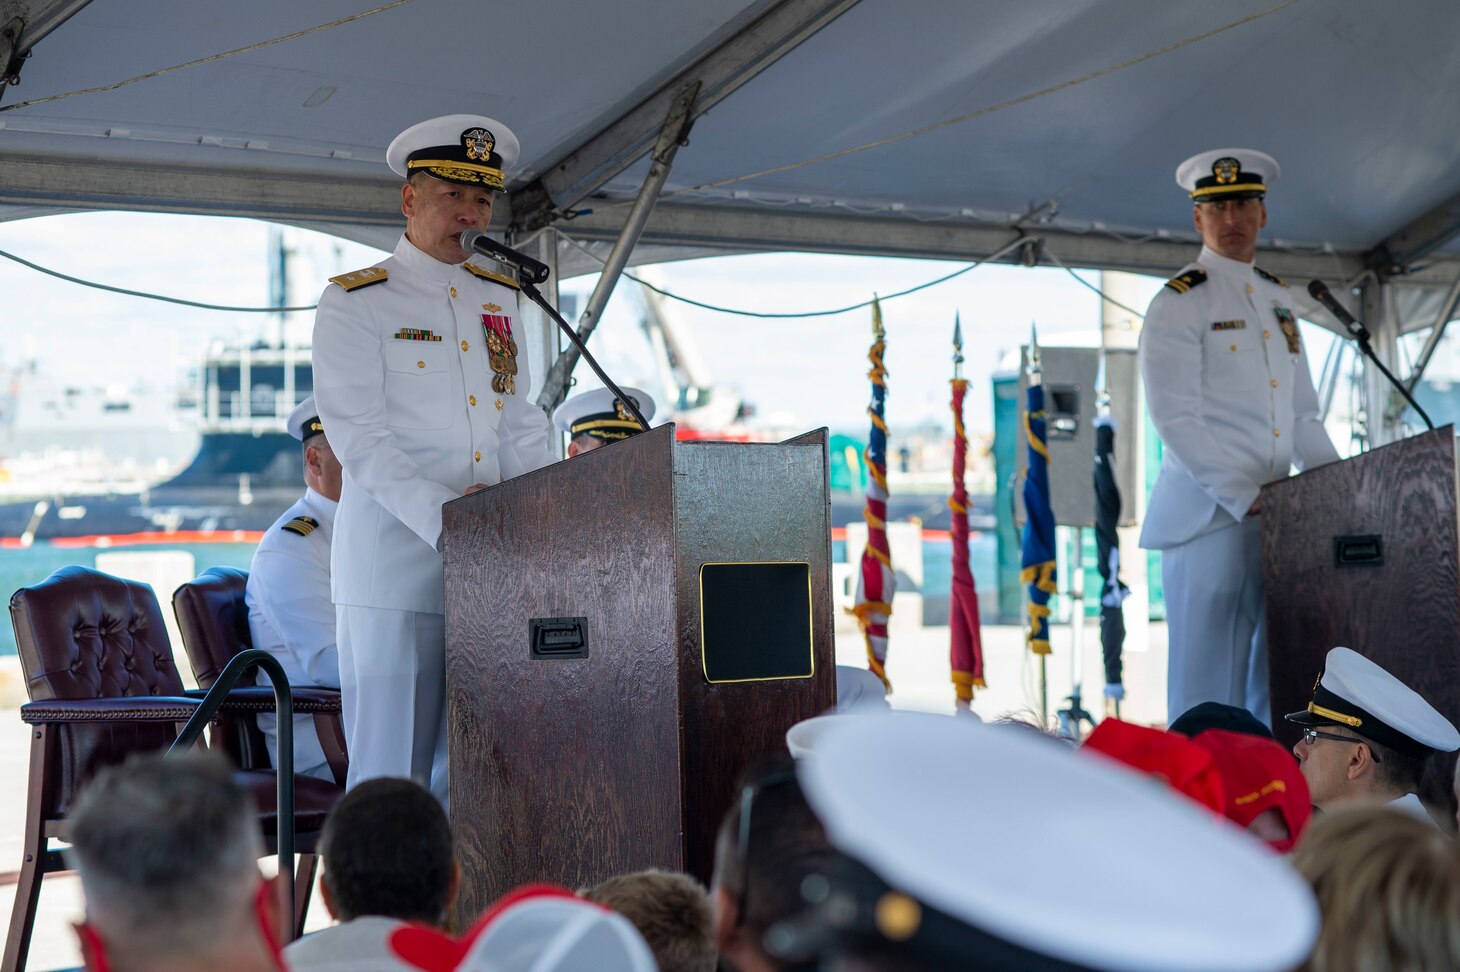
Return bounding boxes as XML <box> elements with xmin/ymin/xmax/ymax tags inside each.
<box><xmin>389</xmin><ymin>886</ymin><xmax>656</xmax><ymax>972</ymax></box>
<box><xmin>834</xmin><ymin>664</ymin><xmax>890</xmax><ymax>713</ymax></box>
<box><xmin>788</xmin><ymin>711</ymin><xmax>1318</xmax><ymax>971</ymax></box>
<box><xmin>1286</xmin><ymin>646</ymin><xmax>1460</xmax><ymax>756</ymax></box>
<box><xmin>387</xmin><ymin>114</ymin><xmax>521</xmax><ymax>191</ymax></box>
<box><xmin>1176</xmin><ymin>148</ymin><xmax>1279</xmax><ymax>201</ymax></box>
<box><xmin>286</xmin><ymin>395</ymin><xmax>324</xmax><ymax>443</ymax></box>
<box><xmin>551</xmin><ymin>386</ymin><xmax>655</xmax><ymax>442</ymax></box>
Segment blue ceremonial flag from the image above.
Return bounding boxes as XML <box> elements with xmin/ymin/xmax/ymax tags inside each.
<box><xmin>1021</xmin><ymin>382</ymin><xmax>1056</xmax><ymax>655</ymax></box>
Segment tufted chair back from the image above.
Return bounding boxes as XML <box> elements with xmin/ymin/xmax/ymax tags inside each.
<box><xmin>171</xmin><ymin>566</ymin><xmax>268</xmax><ymax>767</ymax></box>
<box><xmin>8</xmin><ymin>565</ymin><xmax>188</xmax><ymax>824</ymax></box>
<box><xmin>11</xmin><ymin>565</ymin><xmax>185</xmax><ymax>702</ymax></box>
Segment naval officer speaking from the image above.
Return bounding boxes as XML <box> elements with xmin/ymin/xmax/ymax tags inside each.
<box><xmin>1140</xmin><ymin>148</ymin><xmax>1340</xmax><ymax>728</ymax></box>
<box><xmin>312</xmin><ymin>114</ymin><xmax>557</xmax><ymax>802</ymax></box>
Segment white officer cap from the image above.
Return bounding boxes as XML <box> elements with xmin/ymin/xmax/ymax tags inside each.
<box><xmin>789</xmin><ymin>712</ymin><xmax>1318</xmax><ymax>971</ymax></box>
<box><xmin>454</xmin><ymin>889</ymin><xmax>656</xmax><ymax>972</ymax></box>
<box><xmin>286</xmin><ymin>395</ymin><xmax>324</xmax><ymax>443</ymax></box>
<box><xmin>552</xmin><ymin>386</ymin><xmax>656</xmax><ymax>442</ymax></box>
<box><xmin>1176</xmin><ymin>148</ymin><xmax>1279</xmax><ymax>201</ymax></box>
<box><xmin>834</xmin><ymin>664</ymin><xmax>890</xmax><ymax>713</ymax></box>
<box><xmin>1285</xmin><ymin>646</ymin><xmax>1460</xmax><ymax>756</ymax></box>
<box><xmin>386</xmin><ymin>114</ymin><xmax>521</xmax><ymax>192</ymax></box>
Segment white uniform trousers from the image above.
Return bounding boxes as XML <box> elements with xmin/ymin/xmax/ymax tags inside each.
<box><xmin>337</xmin><ymin>605</ymin><xmax>448</xmax><ymax>804</ymax></box>
<box><xmin>259</xmin><ymin>712</ymin><xmax>335</xmax><ymax>782</ymax></box>
<box><xmin>1161</xmin><ymin>516</ymin><xmax>1270</xmax><ymax>728</ymax></box>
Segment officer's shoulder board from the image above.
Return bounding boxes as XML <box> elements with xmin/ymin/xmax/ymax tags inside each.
<box><xmin>464</xmin><ymin>263</ymin><xmax>521</xmax><ymax>291</ymax></box>
<box><xmin>328</xmin><ymin>267</ymin><xmax>389</xmax><ymax>292</ymax></box>
<box><xmin>1163</xmin><ymin>268</ymin><xmax>1208</xmax><ymax>294</ymax></box>
<box><xmin>1255</xmin><ymin>266</ymin><xmax>1289</xmax><ymax>288</ymax></box>
<box><xmin>281</xmin><ymin>516</ymin><xmax>320</xmax><ymax>537</ymax></box>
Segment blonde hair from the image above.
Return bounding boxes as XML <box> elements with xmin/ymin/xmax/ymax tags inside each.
<box><xmin>1291</xmin><ymin>804</ymin><xmax>1460</xmax><ymax>972</ymax></box>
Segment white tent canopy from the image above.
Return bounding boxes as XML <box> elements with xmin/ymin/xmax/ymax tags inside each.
<box><xmin>4</xmin><ymin>0</ymin><xmax>1460</xmax><ymax>427</ymax></box>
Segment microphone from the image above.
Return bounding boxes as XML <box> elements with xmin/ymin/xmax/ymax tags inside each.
<box><xmin>460</xmin><ymin>228</ymin><xmax>551</xmax><ymax>285</ymax></box>
<box><xmin>1306</xmin><ymin>279</ymin><xmax>1370</xmax><ymax>343</ymax></box>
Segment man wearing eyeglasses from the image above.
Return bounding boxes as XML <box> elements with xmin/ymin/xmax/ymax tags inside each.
<box><xmin>1287</xmin><ymin>647</ymin><xmax>1460</xmax><ymax>821</ymax></box>
<box><xmin>1140</xmin><ymin>148</ymin><xmax>1340</xmax><ymax>729</ymax></box>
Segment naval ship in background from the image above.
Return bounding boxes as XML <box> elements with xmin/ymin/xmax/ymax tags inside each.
<box><xmin>0</xmin><ymin>341</ymin><xmax>310</xmax><ymax>546</ymax></box>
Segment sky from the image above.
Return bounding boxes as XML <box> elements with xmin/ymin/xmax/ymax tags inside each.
<box><xmin>0</xmin><ymin>210</ymin><xmax>1170</xmax><ymax>441</ymax></box>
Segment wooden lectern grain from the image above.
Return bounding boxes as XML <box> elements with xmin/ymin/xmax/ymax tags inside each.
<box><xmin>442</xmin><ymin>425</ymin><xmax>835</xmax><ymax>920</ymax></box>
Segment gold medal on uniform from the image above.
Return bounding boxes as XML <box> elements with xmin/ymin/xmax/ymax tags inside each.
<box><xmin>1272</xmin><ymin>303</ymin><xmax>1301</xmax><ymax>354</ymax></box>
<box><xmin>482</xmin><ymin>313</ymin><xmax>519</xmax><ymax>395</ymax></box>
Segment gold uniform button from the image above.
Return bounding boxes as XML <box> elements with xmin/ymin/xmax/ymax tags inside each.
<box><xmin>1274</xmin><ymin>429</ymin><xmax>1281</xmax><ymax>437</ymax></box>
<box><xmin>474</xmin><ymin>451</ymin><xmax>482</xmax><ymax>462</ymax></box>
<box><xmin>417</xmin><ymin>360</ymin><xmax>426</xmax><ymax>369</ymax></box>
<box><xmin>495</xmin><ymin>399</ymin><xmax>504</xmax><ymax>411</ymax></box>
<box><xmin>1271</xmin><ymin>379</ymin><xmax>1279</xmax><ymax>388</ymax></box>
<box><xmin>450</xmin><ymin>287</ymin><xmax>458</xmax><ymax>298</ymax></box>
<box><xmin>1263</xmin><ymin>329</ymin><xmax>1271</xmax><ymax>339</ymax></box>
<box><xmin>1229</xmin><ymin>344</ymin><xmax>1237</xmax><ymax>352</ymax></box>
<box><xmin>461</xmin><ymin>340</ymin><xmax>470</xmax><ymax>352</ymax></box>
<box><xmin>469</xmin><ymin>395</ymin><xmax>478</xmax><ymax>406</ymax></box>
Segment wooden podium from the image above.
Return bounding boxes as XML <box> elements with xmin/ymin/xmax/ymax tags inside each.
<box><xmin>440</xmin><ymin>425</ymin><xmax>836</xmax><ymax>919</ymax></box>
<box><xmin>1262</xmin><ymin>426</ymin><xmax>1460</xmax><ymax>763</ymax></box>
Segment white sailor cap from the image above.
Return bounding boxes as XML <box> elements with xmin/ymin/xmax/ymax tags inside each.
<box><xmin>387</xmin><ymin>886</ymin><xmax>657</xmax><ymax>972</ymax></box>
<box><xmin>1176</xmin><ymin>148</ymin><xmax>1279</xmax><ymax>202</ymax></box>
<box><xmin>834</xmin><ymin>664</ymin><xmax>890</xmax><ymax>713</ymax></box>
<box><xmin>1285</xmin><ymin>646</ymin><xmax>1460</xmax><ymax>756</ymax></box>
<box><xmin>551</xmin><ymin>386</ymin><xmax>655</xmax><ymax>442</ymax></box>
<box><xmin>386</xmin><ymin>114</ymin><xmax>521</xmax><ymax>192</ymax></box>
<box><xmin>286</xmin><ymin>395</ymin><xmax>324</xmax><ymax>443</ymax></box>
<box><xmin>785</xmin><ymin>712</ymin><xmax>1318</xmax><ymax>972</ymax></box>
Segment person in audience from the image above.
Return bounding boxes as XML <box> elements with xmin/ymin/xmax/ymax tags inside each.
<box><xmin>247</xmin><ymin>394</ymin><xmax>344</xmax><ymax>781</ymax></box>
<box><xmin>386</xmin><ymin>885</ymin><xmax>656</xmax><ymax>971</ymax></box>
<box><xmin>1191</xmin><ymin>728</ymin><xmax>1311</xmax><ymax>851</ymax></box>
<box><xmin>584</xmin><ymin>869</ymin><xmax>716</xmax><ymax>972</ymax></box>
<box><xmin>1081</xmin><ymin>717</ymin><xmax>1226</xmax><ymax>814</ymax></box>
<box><xmin>286</xmin><ymin>777</ymin><xmax>459</xmax><ymax>971</ymax></box>
<box><xmin>1291</xmin><ymin>804</ymin><xmax>1460</xmax><ymax>972</ymax></box>
<box><xmin>1287</xmin><ymin>646</ymin><xmax>1460</xmax><ymax>822</ymax></box>
<box><xmin>773</xmin><ymin>711</ymin><xmax>1318</xmax><ymax>971</ymax></box>
<box><xmin>552</xmin><ymin>386</ymin><xmax>655</xmax><ymax>457</ymax></box>
<box><xmin>1169</xmin><ymin>700</ymin><xmax>1274</xmax><ymax>739</ymax></box>
<box><xmin>711</xmin><ymin>757</ymin><xmax>835</xmax><ymax>972</ymax></box>
<box><xmin>67</xmin><ymin>752</ymin><xmax>287</xmax><ymax>972</ymax></box>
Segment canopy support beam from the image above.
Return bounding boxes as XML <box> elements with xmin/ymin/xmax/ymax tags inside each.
<box><xmin>535</xmin><ymin>83</ymin><xmax>698</xmax><ymax>412</ymax></box>
<box><xmin>0</xmin><ymin>0</ymin><xmax>95</xmax><ymax>94</ymax></box>
<box><xmin>508</xmin><ymin>0</ymin><xmax>862</xmax><ymax>233</ymax></box>
<box><xmin>1365</xmin><ymin>189</ymin><xmax>1460</xmax><ymax>280</ymax></box>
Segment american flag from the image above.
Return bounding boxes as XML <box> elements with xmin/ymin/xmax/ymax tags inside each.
<box><xmin>851</xmin><ymin>297</ymin><xmax>894</xmax><ymax>688</ymax></box>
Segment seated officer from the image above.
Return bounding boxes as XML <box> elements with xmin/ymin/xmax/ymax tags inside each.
<box><xmin>1287</xmin><ymin>646</ymin><xmax>1460</xmax><ymax>821</ymax></box>
<box><xmin>551</xmin><ymin>386</ymin><xmax>655</xmax><ymax>457</ymax></box>
<box><xmin>773</xmin><ymin>712</ymin><xmax>1318</xmax><ymax>972</ymax></box>
<box><xmin>245</xmin><ymin>395</ymin><xmax>343</xmax><ymax>781</ymax></box>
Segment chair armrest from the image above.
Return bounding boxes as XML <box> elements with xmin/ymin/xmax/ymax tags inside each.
<box><xmin>185</xmin><ymin>686</ymin><xmax>342</xmax><ymax>714</ymax></box>
<box><xmin>20</xmin><ymin>697</ymin><xmax>201</xmax><ymax>724</ymax></box>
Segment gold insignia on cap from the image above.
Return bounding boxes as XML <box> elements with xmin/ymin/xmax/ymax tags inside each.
<box><xmin>874</xmin><ymin>892</ymin><xmax>921</xmax><ymax>941</ymax></box>
<box><xmin>614</xmin><ymin>399</ymin><xmax>631</xmax><ymax>421</ymax></box>
<box><xmin>1213</xmin><ymin>157</ymin><xmax>1240</xmax><ymax>184</ymax></box>
<box><xmin>462</xmin><ymin>127</ymin><xmax>495</xmax><ymax>162</ymax></box>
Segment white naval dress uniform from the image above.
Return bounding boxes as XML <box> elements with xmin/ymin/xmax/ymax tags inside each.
<box><xmin>245</xmin><ymin>487</ymin><xmax>339</xmax><ymax>780</ymax></box>
<box><xmin>312</xmin><ymin>235</ymin><xmax>555</xmax><ymax>801</ymax></box>
<box><xmin>1140</xmin><ymin>245</ymin><xmax>1339</xmax><ymax>726</ymax></box>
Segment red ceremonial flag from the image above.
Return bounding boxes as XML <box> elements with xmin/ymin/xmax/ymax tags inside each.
<box><xmin>851</xmin><ymin>297</ymin><xmax>894</xmax><ymax>688</ymax></box>
<box><xmin>948</xmin><ymin>315</ymin><xmax>986</xmax><ymax>702</ymax></box>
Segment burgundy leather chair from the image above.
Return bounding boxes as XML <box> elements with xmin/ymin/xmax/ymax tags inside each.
<box><xmin>171</xmin><ymin>566</ymin><xmax>348</xmax><ymax>786</ymax></box>
<box><xmin>3</xmin><ymin>567</ymin><xmax>338</xmax><ymax>971</ymax></box>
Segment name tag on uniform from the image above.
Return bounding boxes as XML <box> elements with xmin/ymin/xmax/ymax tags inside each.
<box><xmin>1211</xmin><ymin>320</ymin><xmax>1246</xmax><ymax>331</ymax></box>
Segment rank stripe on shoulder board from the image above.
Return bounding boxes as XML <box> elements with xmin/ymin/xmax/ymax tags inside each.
<box><xmin>1164</xmin><ymin>269</ymin><xmax>1208</xmax><ymax>294</ymax></box>
<box><xmin>464</xmin><ymin>263</ymin><xmax>521</xmax><ymax>291</ymax></box>
<box><xmin>329</xmin><ymin>267</ymin><xmax>389</xmax><ymax>292</ymax></box>
<box><xmin>281</xmin><ymin>516</ymin><xmax>320</xmax><ymax>536</ymax></box>
<box><xmin>1255</xmin><ymin>266</ymin><xmax>1289</xmax><ymax>288</ymax></box>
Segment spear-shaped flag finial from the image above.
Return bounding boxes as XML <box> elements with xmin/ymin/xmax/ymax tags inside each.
<box><xmin>1027</xmin><ymin>322</ymin><xmax>1042</xmax><ymax>383</ymax></box>
<box><xmin>952</xmin><ymin>313</ymin><xmax>964</xmax><ymax>379</ymax></box>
